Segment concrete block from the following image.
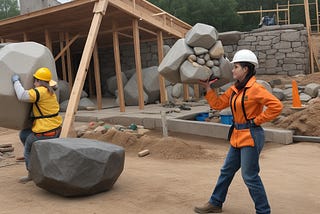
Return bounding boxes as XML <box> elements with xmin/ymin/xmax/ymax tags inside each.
<box><xmin>0</xmin><ymin>42</ymin><xmax>58</xmax><ymax>130</ymax></box>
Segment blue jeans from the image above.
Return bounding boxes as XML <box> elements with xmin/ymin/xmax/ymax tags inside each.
<box><xmin>209</xmin><ymin>126</ymin><xmax>270</xmax><ymax>214</ymax></box>
<box><xmin>19</xmin><ymin>128</ymin><xmax>61</xmax><ymax>170</ymax></box>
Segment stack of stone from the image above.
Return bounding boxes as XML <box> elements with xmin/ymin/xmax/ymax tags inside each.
<box><xmin>158</xmin><ymin>23</ymin><xmax>233</xmax><ymax>88</ymax></box>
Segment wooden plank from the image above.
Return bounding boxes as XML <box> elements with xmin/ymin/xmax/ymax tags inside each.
<box><xmin>66</xmin><ymin>32</ymin><xmax>73</xmax><ymax>91</ymax></box>
<box><xmin>59</xmin><ymin>32</ymin><xmax>67</xmax><ymax>81</ymax></box>
<box><xmin>44</xmin><ymin>29</ymin><xmax>52</xmax><ymax>52</ymax></box>
<box><xmin>305</xmin><ymin>0</ymin><xmax>315</xmax><ymax>73</ymax></box>
<box><xmin>183</xmin><ymin>84</ymin><xmax>189</xmax><ymax>101</ymax></box>
<box><xmin>193</xmin><ymin>84</ymin><xmax>200</xmax><ymax>99</ymax></box>
<box><xmin>54</xmin><ymin>34</ymin><xmax>80</xmax><ymax>61</ymax></box>
<box><xmin>157</xmin><ymin>30</ymin><xmax>167</xmax><ymax>104</ymax></box>
<box><xmin>23</xmin><ymin>32</ymin><xmax>28</xmax><ymax>41</ymax></box>
<box><xmin>60</xmin><ymin>0</ymin><xmax>109</xmax><ymax>137</ymax></box>
<box><xmin>132</xmin><ymin>18</ymin><xmax>144</xmax><ymax>109</ymax></box>
<box><xmin>112</xmin><ymin>21</ymin><xmax>126</xmax><ymax>112</ymax></box>
<box><xmin>93</xmin><ymin>43</ymin><xmax>102</xmax><ymax>110</ymax></box>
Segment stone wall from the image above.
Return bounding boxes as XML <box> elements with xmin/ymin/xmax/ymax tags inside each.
<box><xmin>97</xmin><ymin>24</ymin><xmax>309</xmax><ymax>96</ymax></box>
<box><xmin>221</xmin><ymin>24</ymin><xmax>309</xmax><ymax>76</ymax></box>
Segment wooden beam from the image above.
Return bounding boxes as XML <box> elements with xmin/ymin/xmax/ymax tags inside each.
<box><xmin>54</xmin><ymin>34</ymin><xmax>80</xmax><ymax>61</ymax></box>
<box><xmin>304</xmin><ymin>0</ymin><xmax>315</xmax><ymax>73</ymax></box>
<box><xmin>113</xmin><ymin>22</ymin><xmax>126</xmax><ymax>112</ymax></box>
<box><xmin>193</xmin><ymin>84</ymin><xmax>200</xmax><ymax>99</ymax></box>
<box><xmin>23</xmin><ymin>32</ymin><xmax>28</xmax><ymax>41</ymax></box>
<box><xmin>65</xmin><ymin>32</ymin><xmax>73</xmax><ymax>91</ymax></box>
<box><xmin>132</xmin><ymin>19</ymin><xmax>144</xmax><ymax>109</ymax></box>
<box><xmin>44</xmin><ymin>29</ymin><xmax>52</xmax><ymax>52</ymax></box>
<box><xmin>93</xmin><ymin>43</ymin><xmax>102</xmax><ymax>110</ymax></box>
<box><xmin>157</xmin><ymin>30</ymin><xmax>167</xmax><ymax>104</ymax></box>
<box><xmin>59</xmin><ymin>32</ymin><xmax>67</xmax><ymax>81</ymax></box>
<box><xmin>183</xmin><ymin>84</ymin><xmax>189</xmax><ymax>101</ymax></box>
<box><xmin>60</xmin><ymin>0</ymin><xmax>109</xmax><ymax>137</ymax></box>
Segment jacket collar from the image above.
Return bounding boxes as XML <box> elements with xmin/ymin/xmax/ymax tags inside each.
<box><xmin>231</xmin><ymin>76</ymin><xmax>256</xmax><ymax>93</ymax></box>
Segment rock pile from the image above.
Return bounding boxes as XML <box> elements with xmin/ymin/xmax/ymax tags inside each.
<box><xmin>158</xmin><ymin>23</ymin><xmax>233</xmax><ymax>88</ymax></box>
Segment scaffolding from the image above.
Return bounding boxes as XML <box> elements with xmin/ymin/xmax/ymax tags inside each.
<box><xmin>238</xmin><ymin>0</ymin><xmax>320</xmax><ymax>73</ymax></box>
<box><xmin>237</xmin><ymin>0</ymin><xmax>319</xmax><ymax>33</ymax></box>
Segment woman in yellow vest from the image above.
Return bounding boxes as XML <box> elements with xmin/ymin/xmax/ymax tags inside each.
<box><xmin>12</xmin><ymin>67</ymin><xmax>63</xmax><ymax>183</ymax></box>
<box><xmin>195</xmin><ymin>50</ymin><xmax>283</xmax><ymax>214</ymax></box>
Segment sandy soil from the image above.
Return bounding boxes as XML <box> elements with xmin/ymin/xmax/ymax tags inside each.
<box><xmin>1</xmin><ymin>126</ymin><xmax>320</xmax><ymax>214</ymax></box>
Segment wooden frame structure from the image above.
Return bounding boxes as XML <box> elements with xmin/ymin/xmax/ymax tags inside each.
<box><xmin>0</xmin><ymin>0</ymin><xmax>192</xmax><ymax>136</ymax></box>
<box><xmin>238</xmin><ymin>0</ymin><xmax>320</xmax><ymax>73</ymax></box>
<box><xmin>237</xmin><ymin>0</ymin><xmax>320</xmax><ymax>33</ymax></box>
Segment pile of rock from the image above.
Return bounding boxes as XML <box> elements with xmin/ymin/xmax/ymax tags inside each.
<box><xmin>158</xmin><ymin>23</ymin><xmax>233</xmax><ymax>88</ymax></box>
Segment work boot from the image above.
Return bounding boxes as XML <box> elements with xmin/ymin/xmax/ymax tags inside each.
<box><xmin>19</xmin><ymin>172</ymin><xmax>32</xmax><ymax>184</ymax></box>
<box><xmin>194</xmin><ymin>202</ymin><xmax>222</xmax><ymax>213</ymax></box>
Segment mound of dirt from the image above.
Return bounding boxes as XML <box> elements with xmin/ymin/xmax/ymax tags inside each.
<box><xmin>82</xmin><ymin>128</ymin><xmax>221</xmax><ymax>160</ymax></box>
<box><xmin>273</xmin><ymin>98</ymin><xmax>320</xmax><ymax>136</ymax></box>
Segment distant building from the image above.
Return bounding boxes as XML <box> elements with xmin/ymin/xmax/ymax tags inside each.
<box><xmin>19</xmin><ymin>0</ymin><xmax>61</xmax><ymax>15</ymax></box>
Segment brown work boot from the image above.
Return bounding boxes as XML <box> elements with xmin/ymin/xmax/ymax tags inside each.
<box><xmin>194</xmin><ymin>202</ymin><xmax>222</xmax><ymax>213</ymax></box>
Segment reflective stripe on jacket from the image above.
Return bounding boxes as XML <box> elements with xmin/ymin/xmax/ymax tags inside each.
<box><xmin>205</xmin><ymin>76</ymin><xmax>283</xmax><ymax>147</ymax></box>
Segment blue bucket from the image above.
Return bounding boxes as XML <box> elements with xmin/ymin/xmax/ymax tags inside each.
<box><xmin>220</xmin><ymin>115</ymin><xmax>233</xmax><ymax>125</ymax></box>
<box><xmin>195</xmin><ymin>112</ymin><xmax>209</xmax><ymax>121</ymax></box>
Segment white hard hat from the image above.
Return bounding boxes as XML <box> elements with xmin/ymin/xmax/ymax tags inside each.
<box><xmin>231</xmin><ymin>49</ymin><xmax>258</xmax><ymax>67</ymax></box>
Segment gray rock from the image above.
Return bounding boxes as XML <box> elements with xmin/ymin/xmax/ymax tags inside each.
<box><xmin>106</xmin><ymin>72</ymin><xmax>128</xmax><ymax>96</ymax></box>
<box><xmin>185</xmin><ymin>23</ymin><xmax>219</xmax><ymax>49</ymax></box>
<box><xmin>180</xmin><ymin>61</ymin><xmax>212</xmax><ymax>83</ymax></box>
<box><xmin>209</xmin><ymin>40</ymin><xmax>224</xmax><ymax>59</ymax></box>
<box><xmin>304</xmin><ymin>83</ymin><xmax>320</xmax><ymax>98</ymax></box>
<box><xmin>158</xmin><ymin>38</ymin><xmax>194</xmax><ymax>83</ymax></box>
<box><xmin>30</xmin><ymin>138</ymin><xmax>125</xmax><ymax>197</ymax></box>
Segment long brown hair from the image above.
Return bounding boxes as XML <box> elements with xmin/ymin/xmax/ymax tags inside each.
<box><xmin>35</xmin><ymin>79</ymin><xmax>55</xmax><ymax>95</ymax></box>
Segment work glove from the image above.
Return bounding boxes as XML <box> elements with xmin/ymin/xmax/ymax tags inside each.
<box><xmin>12</xmin><ymin>74</ymin><xmax>20</xmax><ymax>83</ymax></box>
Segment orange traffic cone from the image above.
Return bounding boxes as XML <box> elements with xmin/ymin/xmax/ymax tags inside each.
<box><xmin>291</xmin><ymin>80</ymin><xmax>302</xmax><ymax>108</ymax></box>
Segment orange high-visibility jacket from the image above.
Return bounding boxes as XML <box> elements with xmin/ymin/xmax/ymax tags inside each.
<box><xmin>205</xmin><ymin>76</ymin><xmax>283</xmax><ymax>148</ymax></box>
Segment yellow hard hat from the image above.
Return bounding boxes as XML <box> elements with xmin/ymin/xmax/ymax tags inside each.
<box><xmin>33</xmin><ymin>67</ymin><xmax>57</xmax><ymax>86</ymax></box>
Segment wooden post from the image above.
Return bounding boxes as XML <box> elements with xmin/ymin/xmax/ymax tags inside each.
<box><xmin>59</xmin><ymin>32</ymin><xmax>67</xmax><ymax>81</ymax></box>
<box><xmin>66</xmin><ymin>32</ymin><xmax>73</xmax><ymax>91</ymax></box>
<box><xmin>23</xmin><ymin>32</ymin><xmax>28</xmax><ymax>41</ymax></box>
<box><xmin>132</xmin><ymin>19</ymin><xmax>144</xmax><ymax>110</ymax></box>
<box><xmin>161</xmin><ymin>111</ymin><xmax>168</xmax><ymax>138</ymax></box>
<box><xmin>44</xmin><ymin>29</ymin><xmax>52</xmax><ymax>52</ymax></box>
<box><xmin>193</xmin><ymin>84</ymin><xmax>200</xmax><ymax>99</ymax></box>
<box><xmin>112</xmin><ymin>21</ymin><xmax>126</xmax><ymax>112</ymax></box>
<box><xmin>305</xmin><ymin>0</ymin><xmax>315</xmax><ymax>73</ymax></box>
<box><xmin>60</xmin><ymin>0</ymin><xmax>109</xmax><ymax>137</ymax></box>
<box><xmin>93</xmin><ymin>43</ymin><xmax>102</xmax><ymax>110</ymax></box>
<box><xmin>157</xmin><ymin>30</ymin><xmax>168</xmax><ymax>104</ymax></box>
<box><xmin>183</xmin><ymin>84</ymin><xmax>189</xmax><ymax>101</ymax></box>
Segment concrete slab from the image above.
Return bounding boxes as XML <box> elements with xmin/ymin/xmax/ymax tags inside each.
<box><xmin>71</xmin><ymin>103</ymin><xmax>293</xmax><ymax>145</ymax></box>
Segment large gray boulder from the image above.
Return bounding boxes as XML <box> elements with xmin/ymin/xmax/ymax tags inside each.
<box><xmin>158</xmin><ymin>38</ymin><xmax>193</xmax><ymax>83</ymax></box>
<box><xmin>30</xmin><ymin>138</ymin><xmax>125</xmax><ymax>197</ymax></box>
<box><xmin>0</xmin><ymin>42</ymin><xmax>58</xmax><ymax>130</ymax></box>
<box><xmin>185</xmin><ymin>23</ymin><xmax>218</xmax><ymax>49</ymax></box>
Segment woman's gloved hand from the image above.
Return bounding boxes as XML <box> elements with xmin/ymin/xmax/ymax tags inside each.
<box><xmin>11</xmin><ymin>74</ymin><xmax>20</xmax><ymax>83</ymax></box>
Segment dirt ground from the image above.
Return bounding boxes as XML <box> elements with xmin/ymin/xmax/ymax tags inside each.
<box><xmin>1</xmin><ymin>73</ymin><xmax>320</xmax><ymax>213</ymax></box>
<box><xmin>1</xmin><ymin>124</ymin><xmax>320</xmax><ymax>214</ymax></box>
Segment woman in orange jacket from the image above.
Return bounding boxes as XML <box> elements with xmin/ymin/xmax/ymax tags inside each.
<box><xmin>12</xmin><ymin>67</ymin><xmax>63</xmax><ymax>184</ymax></box>
<box><xmin>194</xmin><ymin>49</ymin><xmax>283</xmax><ymax>214</ymax></box>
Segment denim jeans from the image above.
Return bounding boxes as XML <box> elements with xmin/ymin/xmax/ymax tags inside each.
<box><xmin>209</xmin><ymin>126</ymin><xmax>270</xmax><ymax>214</ymax></box>
<box><xmin>19</xmin><ymin>128</ymin><xmax>61</xmax><ymax>170</ymax></box>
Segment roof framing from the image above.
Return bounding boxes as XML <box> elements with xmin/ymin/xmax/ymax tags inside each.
<box><xmin>0</xmin><ymin>0</ymin><xmax>192</xmax><ymax>137</ymax></box>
